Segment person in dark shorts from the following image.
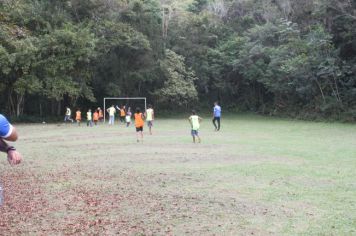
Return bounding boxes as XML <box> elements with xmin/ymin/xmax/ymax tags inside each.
<box><xmin>134</xmin><ymin>107</ymin><xmax>145</xmax><ymax>142</ymax></box>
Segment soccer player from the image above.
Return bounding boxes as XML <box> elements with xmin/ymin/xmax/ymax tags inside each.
<box><xmin>64</xmin><ymin>107</ymin><xmax>74</xmax><ymax>123</ymax></box>
<box><xmin>125</xmin><ymin>107</ymin><xmax>132</xmax><ymax>127</ymax></box>
<box><xmin>212</xmin><ymin>102</ymin><xmax>221</xmax><ymax>131</ymax></box>
<box><xmin>145</xmin><ymin>104</ymin><xmax>154</xmax><ymax>135</ymax></box>
<box><xmin>120</xmin><ymin>105</ymin><xmax>126</xmax><ymax>123</ymax></box>
<box><xmin>98</xmin><ymin>107</ymin><xmax>104</xmax><ymax>123</ymax></box>
<box><xmin>189</xmin><ymin>110</ymin><xmax>202</xmax><ymax>143</ymax></box>
<box><xmin>75</xmin><ymin>108</ymin><xmax>82</xmax><ymax>126</ymax></box>
<box><xmin>93</xmin><ymin>110</ymin><xmax>99</xmax><ymax>126</ymax></box>
<box><xmin>134</xmin><ymin>107</ymin><xmax>145</xmax><ymax>142</ymax></box>
<box><xmin>107</xmin><ymin>105</ymin><xmax>116</xmax><ymax>125</ymax></box>
<box><xmin>87</xmin><ymin>109</ymin><xmax>93</xmax><ymax>127</ymax></box>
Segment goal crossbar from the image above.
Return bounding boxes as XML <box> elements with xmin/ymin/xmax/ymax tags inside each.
<box><xmin>103</xmin><ymin>97</ymin><xmax>147</xmax><ymax>123</ymax></box>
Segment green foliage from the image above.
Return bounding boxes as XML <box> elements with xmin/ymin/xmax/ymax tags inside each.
<box><xmin>0</xmin><ymin>0</ymin><xmax>355</xmax><ymax>120</ymax></box>
<box><xmin>155</xmin><ymin>50</ymin><xmax>198</xmax><ymax>107</ymax></box>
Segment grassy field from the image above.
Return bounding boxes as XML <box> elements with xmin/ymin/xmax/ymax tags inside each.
<box><xmin>0</xmin><ymin>115</ymin><xmax>355</xmax><ymax>235</ymax></box>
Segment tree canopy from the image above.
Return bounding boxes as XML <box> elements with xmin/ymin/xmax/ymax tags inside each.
<box><xmin>0</xmin><ymin>0</ymin><xmax>355</xmax><ymax>120</ymax></box>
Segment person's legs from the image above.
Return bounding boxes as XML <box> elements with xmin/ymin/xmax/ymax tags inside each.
<box><xmin>212</xmin><ymin>117</ymin><xmax>218</xmax><ymax>130</ymax></box>
<box><xmin>217</xmin><ymin>117</ymin><xmax>221</xmax><ymax>131</ymax></box>
<box><xmin>191</xmin><ymin>130</ymin><xmax>196</xmax><ymax>143</ymax></box>
<box><xmin>140</xmin><ymin>130</ymin><xmax>143</xmax><ymax>142</ymax></box>
<box><xmin>109</xmin><ymin>116</ymin><xmax>114</xmax><ymax>125</ymax></box>
<box><xmin>196</xmin><ymin>134</ymin><xmax>201</xmax><ymax>143</ymax></box>
<box><xmin>136</xmin><ymin>131</ymin><xmax>140</xmax><ymax>142</ymax></box>
<box><xmin>148</xmin><ymin>121</ymin><xmax>153</xmax><ymax>135</ymax></box>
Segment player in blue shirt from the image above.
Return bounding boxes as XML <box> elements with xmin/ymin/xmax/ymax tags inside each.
<box><xmin>0</xmin><ymin>114</ymin><xmax>22</xmax><ymax>165</ymax></box>
<box><xmin>212</xmin><ymin>102</ymin><xmax>221</xmax><ymax>131</ymax></box>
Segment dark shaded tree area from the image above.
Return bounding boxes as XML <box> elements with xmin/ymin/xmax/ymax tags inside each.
<box><xmin>0</xmin><ymin>0</ymin><xmax>355</xmax><ymax>121</ymax></box>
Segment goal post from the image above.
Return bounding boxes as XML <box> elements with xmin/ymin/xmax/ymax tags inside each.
<box><xmin>103</xmin><ymin>97</ymin><xmax>147</xmax><ymax>123</ymax></box>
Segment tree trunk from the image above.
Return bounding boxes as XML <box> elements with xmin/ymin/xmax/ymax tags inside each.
<box><xmin>57</xmin><ymin>100</ymin><xmax>61</xmax><ymax>116</ymax></box>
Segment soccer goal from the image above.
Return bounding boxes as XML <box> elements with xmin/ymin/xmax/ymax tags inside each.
<box><xmin>103</xmin><ymin>97</ymin><xmax>147</xmax><ymax>123</ymax></box>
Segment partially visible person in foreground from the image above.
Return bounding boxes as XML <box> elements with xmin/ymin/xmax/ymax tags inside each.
<box><xmin>212</xmin><ymin>102</ymin><xmax>221</xmax><ymax>131</ymax></box>
<box><xmin>0</xmin><ymin>114</ymin><xmax>22</xmax><ymax>206</ymax></box>
<box><xmin>134</xmin><ymin>107</ymin><xmax>145</xmax><ymax>142</ymax></box>
<box><xmin>0</xmin><ymin>114</ymin><xmax>22</xmax><ymax>165</ymax></box>
<box><xmin>189</xmin><ymin>110</ymin><xmax>202</xmax><ymax>143</ymax></box>
<box><xmin>145</xmin><ymin>104</ymin><xmax>154</xmax><ymax>135</ymax></box>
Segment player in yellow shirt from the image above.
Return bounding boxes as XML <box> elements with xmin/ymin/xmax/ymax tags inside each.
<box><xmin>145</xmin><ymin>104</ymin><xmax>154</xmax><ymax>135</ymax></box>
<box><xmin>188</xmin><ymin>110</ymin><xmax>202</xmax><ymax>143</ymax></box>
<box><xmin>107</xmin><ymin>105</ymin><xmax>116</xmax><ymax>125</ymax></box>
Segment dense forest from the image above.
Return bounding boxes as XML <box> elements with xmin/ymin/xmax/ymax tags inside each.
<box><xmin>0</xmin><ymin>0</ymin><xmax>355</xmax><ymax>121</ymax></box>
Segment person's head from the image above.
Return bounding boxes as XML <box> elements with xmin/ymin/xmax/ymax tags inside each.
<box><xmin>214</xmin><ymin>101</ymin><xmax>218</xmax><ymax>106</ymax></box>
<box><xmin>111</xmin><ymin>105</ymin><xmax>114</xmax><ymax>107</ymax></box>
<box><xmin>128</xmin><ymin>107</ymin><xmax>131</xmax><ymax>111</ymax></box>
<box><xmin>88</xmin><ymin>109</ymin><xmax>91</xmax><ymax>112</ymax></box>
<box><xmin>136</xmin><ymin>107</ymin><xmax>141</xmax><ymax>114</ymax></box>
<box><xmin>77</xmin><ymin>108</ymin><xmax>80</xmax><ymax>111</ymax></box>
<box><xmin>97</xmin><ymin>107</ymin><xmax>101</xmax><ymax>110</ymax></box>
<box><xmin>148</xmin><ymin>104</ymin><xmax>152</xmax><ymax>109</ymax></box>
<box><xmin>191</xmin><ymin>110</ymin><xmax>196</xmax><ymax>115</ymax></box>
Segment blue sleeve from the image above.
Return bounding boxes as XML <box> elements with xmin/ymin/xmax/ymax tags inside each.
<box><xmin>0</xmin><ymin>114</ymin><xmax>12</xmax><ymax>138</ymax></box>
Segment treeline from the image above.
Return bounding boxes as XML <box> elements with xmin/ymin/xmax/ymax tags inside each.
<box><xmin>0</xmin><ymin>0</ymin><xmax>355</xmax><ymax>121</ymax></box>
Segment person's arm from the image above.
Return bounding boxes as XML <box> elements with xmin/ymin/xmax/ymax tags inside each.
<box><xmin>5</xmin><ymin>126</ymin><xmax>18</xmax><ymax>142</ymax></box>
<box><xmin>0</xmin><ymin>139</ymin><xmax>22</xmax><ymax>165</ymax></box>
<box><xmin>152</xmin><ymin>110</ymin><xmax>155</xmax><ymax>120</ymax></box>
<box><xmin>199</xmin><ymin>116</ymin><xmax>203</xmax><ymax>122</ymax></box>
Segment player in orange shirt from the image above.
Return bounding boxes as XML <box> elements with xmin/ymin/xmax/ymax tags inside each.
<box><xmin>120</xmin><ymin>105</ymin><xmax>126</xmax><ymax>123</ymax></box>
<box><xmin>134</xmin><ymin>107</ymin><xmax>145</xmax><ymax>142</ymax></box>
<box><xmin>97</xmin><ymin>107</ymin><xmax>104</xmax><ymax>123</ymax></box>
<box><xmin>75</xmin><ymin>109</ymin><xmax>82</xmax><ymax>126</ymax></box>
<box><xmin>93</xmin><ymin>110</ymin><xmax>99</xmax><ymax>126</ymax></box>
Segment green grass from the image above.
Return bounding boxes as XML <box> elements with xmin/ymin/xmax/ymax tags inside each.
<box><xmin>0</xmin><ymin>114</ymin><xmax>355</xmax><ymax>235</ymax></box>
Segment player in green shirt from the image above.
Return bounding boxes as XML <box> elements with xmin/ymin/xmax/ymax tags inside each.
<box><xmin>188</xmin><ymin>110</ymin><xmax>202</xmax><ymax>143</ymax></box>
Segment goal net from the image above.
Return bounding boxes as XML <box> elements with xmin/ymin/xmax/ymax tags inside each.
<box><xmin>103</xmin><ymin>97</ymin><xmax>147</xmax><ymax>123</ymax></box>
